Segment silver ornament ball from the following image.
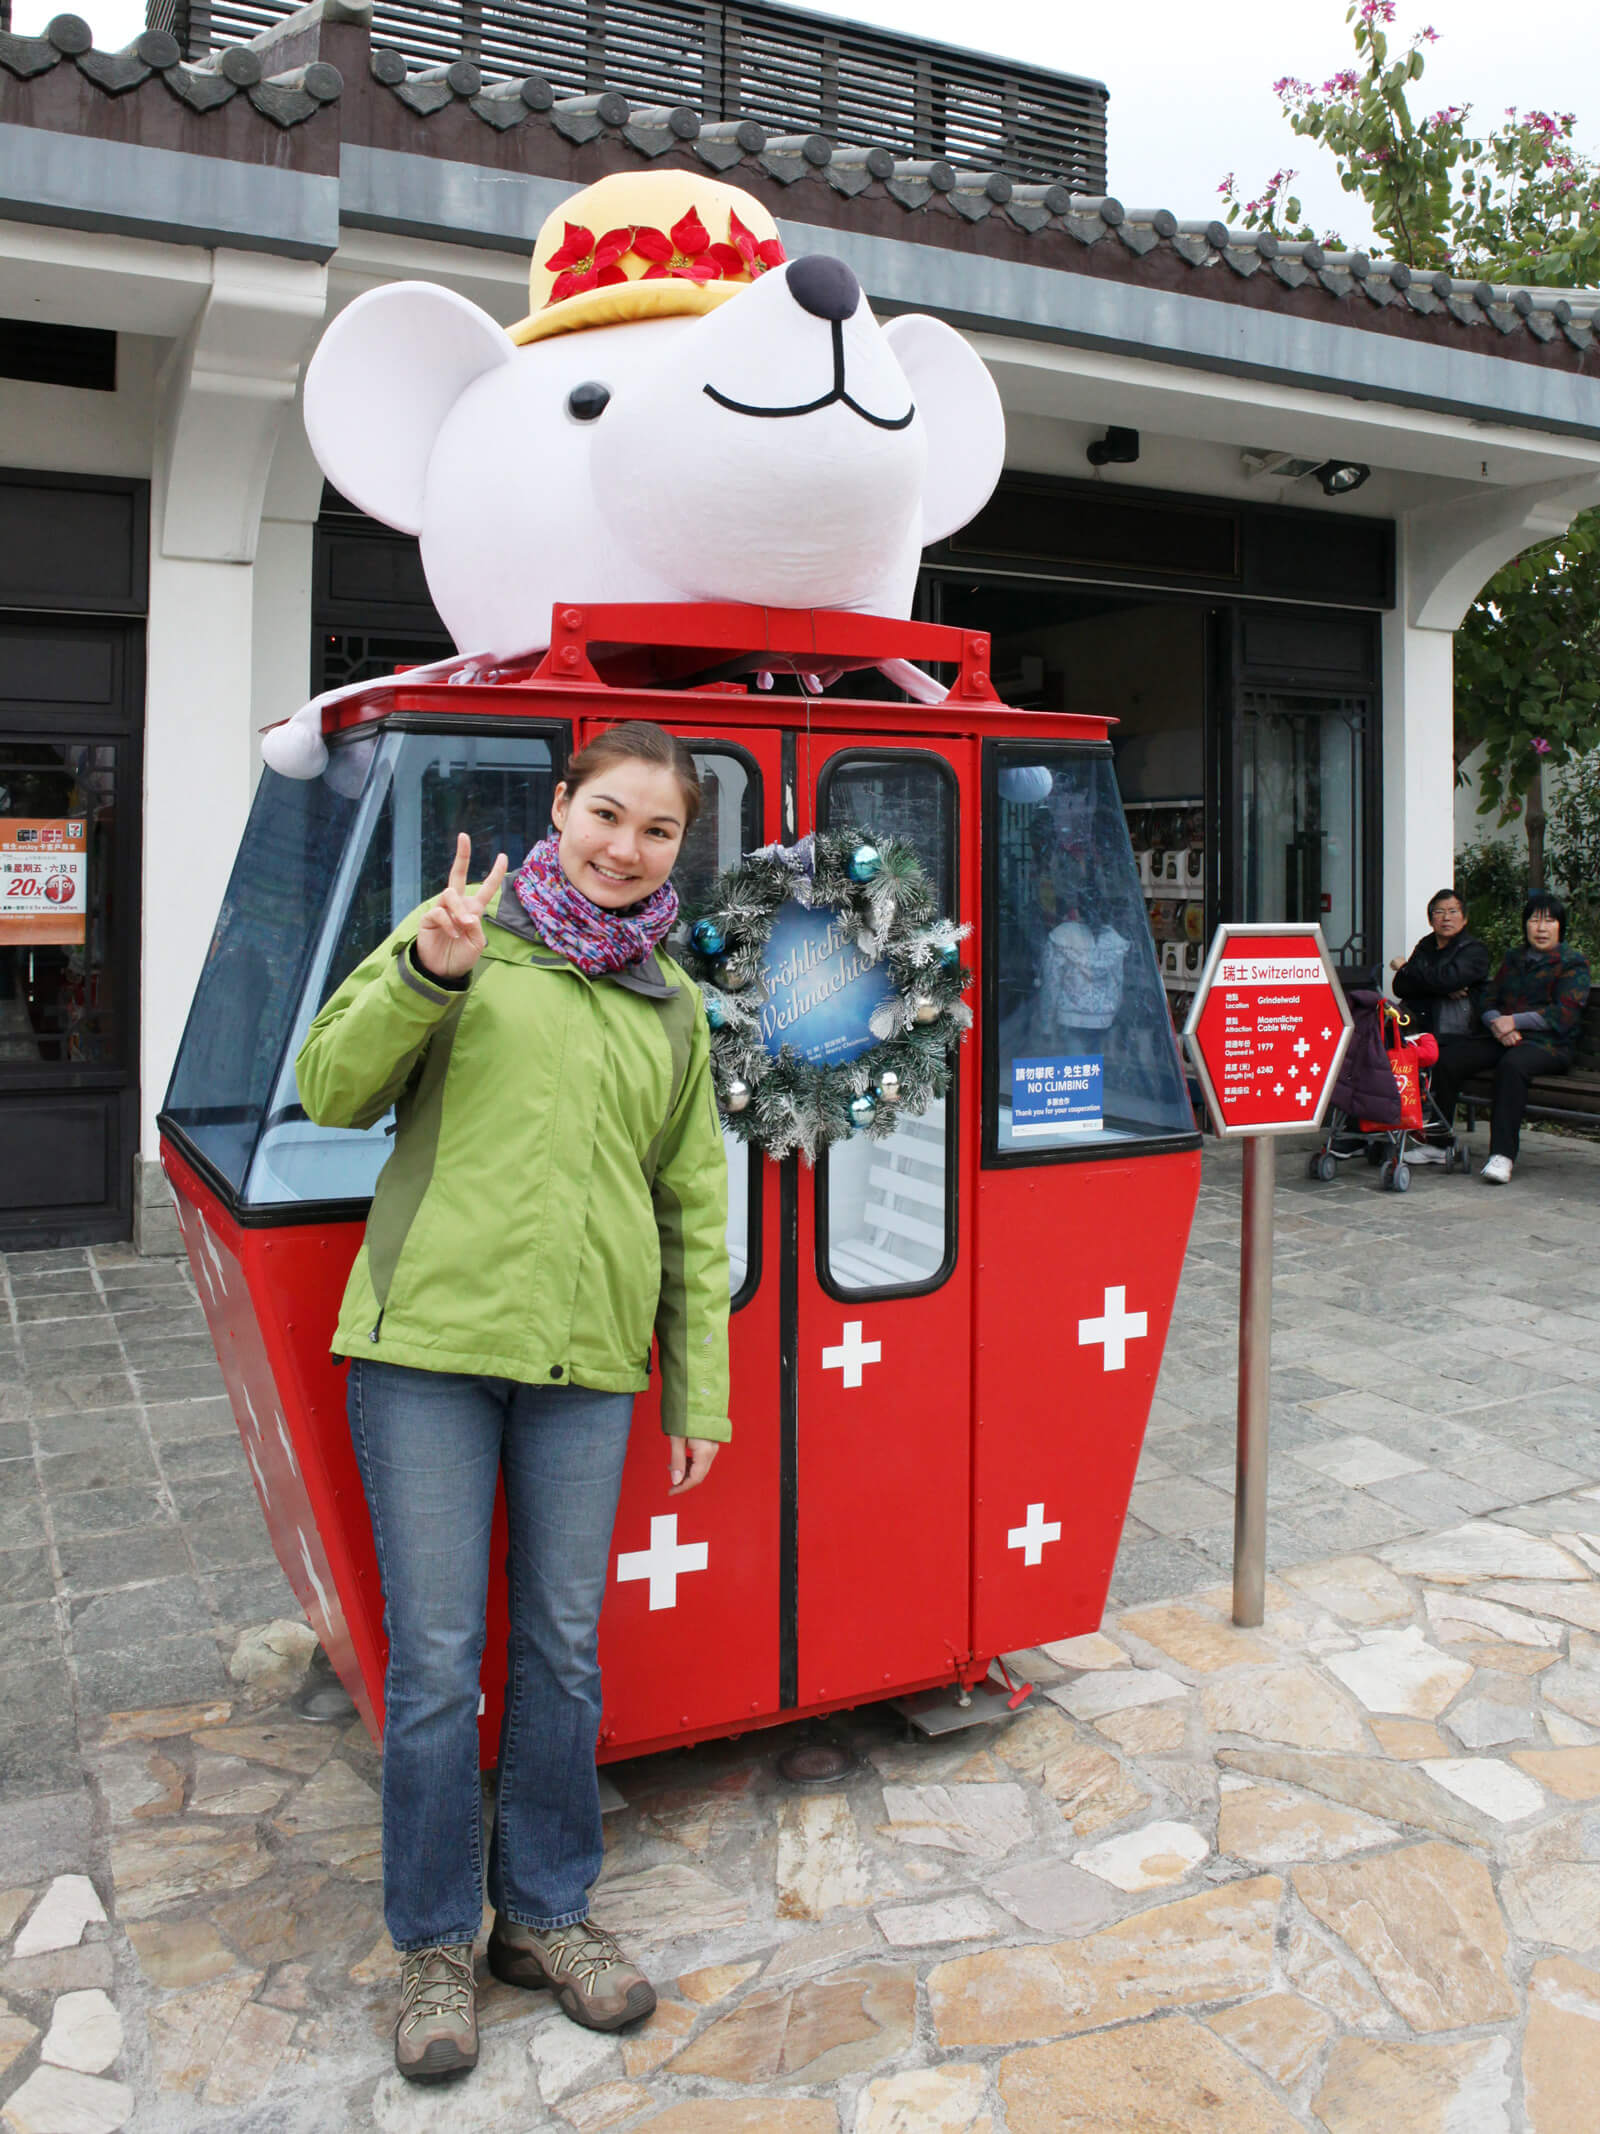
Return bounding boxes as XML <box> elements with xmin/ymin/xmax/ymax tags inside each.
<box><xmin>912</xmin><ymin>994</ymin><xmax>939</xmax><ymax>1025</ymax></box>
<box><xmin>724</xmin><ymin>1076</ymin><xmax>750</xmax><ymax>1114</ymax></box>
<box><xmin>878</xmin><ymin>1070</ymin><xmax>901</xmax><ymax>1104</ymax></box>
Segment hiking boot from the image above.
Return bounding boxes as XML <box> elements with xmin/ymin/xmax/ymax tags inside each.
<box><xmin>1481</xmin><ymin>1154</ymin><xmax>1514</xmax><ymax>1184</ymax></box>
<box><xmin>395</xmin><ymin>1942</ymin><xmax>477</xmax><ymax>2083</ymax></box>
<box><xmin>487</xmin><ymin>1915</ymin><xmax>656</xmax><ymax>2031</ymax></box>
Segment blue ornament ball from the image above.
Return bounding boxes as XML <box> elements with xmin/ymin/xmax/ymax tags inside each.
<box><xmin>849</xmin><ymin>1091</ymin><xmax>877</xmax><ymax>1128</ymax></box>
<box><xmin>692</xmin><ymin>917</ymin><xmax>726</xmax><ymax>957</ymax></box>
<box><xmin>847</xmin><ymin>844</ymin><xmax>882</xmax><ymax>884</ymax></box>
<box><xmin>705</xmin><ymin>1000</ymin><xmax>726</xmax><ymax>1030</ymax></box>
<box><xmin>938</xmin><ymin>940</ymin><xmax>960</xmax><ymax>968</ymax></box>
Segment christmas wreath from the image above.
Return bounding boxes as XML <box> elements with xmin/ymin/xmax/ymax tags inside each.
<box><xmin>680</xmin><ymin>827</ymin><xmax>973</xmax><ymax>1161</ymax></box>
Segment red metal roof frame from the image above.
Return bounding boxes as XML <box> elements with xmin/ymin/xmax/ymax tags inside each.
<box><xmin>321</xmin><ymin>600</ymin><xmax>1116</xmax><ymax>746</ymax></box>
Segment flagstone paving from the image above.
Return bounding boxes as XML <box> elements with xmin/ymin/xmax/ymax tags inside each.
<box><xmin>3</xmin><ymin>1124</ymin><xmax>1600</xmax><ymax>2127</ymax></box>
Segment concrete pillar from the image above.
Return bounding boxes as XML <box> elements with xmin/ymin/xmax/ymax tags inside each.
<box><xmin>1379</xmin><ymin>607</ymin><xmax>1456</xmax><ymax>969</ymax></box>
<box><xmin>137</xmin><ymin>250</ymin><xmax>326</xmax><ymax>1249</ymax></box>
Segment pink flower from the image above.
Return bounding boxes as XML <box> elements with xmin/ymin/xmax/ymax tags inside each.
<box><xmin>1532</xmin><ymin>737</ymin><xmax>1553</xmax><ymax>754</ymax></box>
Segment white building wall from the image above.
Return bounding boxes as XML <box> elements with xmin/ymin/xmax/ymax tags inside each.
<box><xmin>140</xmin><ymin>549</ymin><xmax>258</xmax><ymax>1157</ymax></box>
<box><xmin>1379</xmin><ymin>609</ymin><xmax>1457</xmax><ymax>962</ymax></box>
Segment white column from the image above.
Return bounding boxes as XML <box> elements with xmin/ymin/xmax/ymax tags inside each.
<box><xmin>1379</xmin><ymin>607</ymin><xmax>1456</xmax><ymax>968</ymax></box>
<box><xmin>139</xmin><ymin>251</ymin><xmax>327</xmax><ymax>1179</ymax></box>
<box><xmin>251</xmin><ymin>516</ymin><xmax>315</xmax><ymax>785</ymax></box>
<box><xmin>141</xmin><ymin>550</ymin><xmax>259</xmax><ymax>1154</ymax></box>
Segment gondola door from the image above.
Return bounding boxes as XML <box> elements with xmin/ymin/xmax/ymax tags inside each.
<box><xmin>792</xmin><ymin>735</ymin><xmax>976</xmax><ymax>1710</ymax></box>
<box><xmin>591</xmin><ymin>727</ymin><xmax>786</xmax><ymax>1755</ymax></box>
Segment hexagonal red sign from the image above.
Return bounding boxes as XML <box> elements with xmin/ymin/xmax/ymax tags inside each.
<box><xmin>1183</xmin><ymin>925</ymin><xmax>1352</xmax><ymax>1138</ymax></box>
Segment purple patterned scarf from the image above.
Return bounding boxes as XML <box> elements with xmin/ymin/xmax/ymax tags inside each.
<box><xmin>511</xmin><ymin>834</ymin><xmax>679</xmax><ymax>977</ymax></box>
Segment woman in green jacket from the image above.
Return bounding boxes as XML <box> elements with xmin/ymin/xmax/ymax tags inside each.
<box><xmin>297</xmin><ymin>721</ymin><xmax>729</xmax><ymax>2086</ymax></box>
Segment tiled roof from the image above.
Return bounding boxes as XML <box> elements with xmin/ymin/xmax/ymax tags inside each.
<box><xmin>4</xmin><ymin>4</ymin><xmax>1596</xmax><ymax>358</ymax></box>
<box><xmin>359</xmin><ymin>67</ymin><xmax>1595</xmax><ymax>351</ymax></box>
<box><xmin>0</xmin><ymin>10</ymin><xmax>341</xmax><ymax>125</ymax></box>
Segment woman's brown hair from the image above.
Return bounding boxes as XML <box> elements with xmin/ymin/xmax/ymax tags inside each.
<box><xmin>560</xmin><ymin>721</ymin><xmax>702</xmax><ymax>830</ymax></box>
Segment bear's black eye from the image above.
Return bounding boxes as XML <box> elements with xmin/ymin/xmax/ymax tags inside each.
<box><xmin>566</xmin><ymin>381</ymin><xmax>611</xmax><ymax>423</ymax></box>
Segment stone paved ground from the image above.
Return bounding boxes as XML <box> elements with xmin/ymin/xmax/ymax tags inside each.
<box><xmin>1</xmin><ymin>1122</ymin><xmax>1599</xmax><ymax>2130</ymax></box>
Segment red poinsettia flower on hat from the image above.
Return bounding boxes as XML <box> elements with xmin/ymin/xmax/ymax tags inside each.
<box><xmin>709</xmin><ymin>209</ymin><xmax>787</xmax><ymax>281</ymax></box>
<box><xmin>545</xmin><ymin>221</ymin><xmax>635</xmax><ymax>306</ymax></box>
<box><xmin>631</xmin><ymin>208</ymin><xmax>724</xmax><ymax>283</ymax></box>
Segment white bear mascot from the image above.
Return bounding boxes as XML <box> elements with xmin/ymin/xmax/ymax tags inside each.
<box><xmin>264</xmin><ymin>169</ymin><xmax>1006</xmax><ymax>779</ymax></box>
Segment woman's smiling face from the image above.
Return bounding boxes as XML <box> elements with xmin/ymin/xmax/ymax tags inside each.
<box><xmin>552</xmin><ymin>758</ymin><xmax>687</xmax><ymax>908</ymax></box>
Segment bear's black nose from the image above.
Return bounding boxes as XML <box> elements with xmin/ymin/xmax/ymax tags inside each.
<box><xmin>785</xmin><ymin>255</ymin><xmax>860</xmax><ymax>322</ymax></box>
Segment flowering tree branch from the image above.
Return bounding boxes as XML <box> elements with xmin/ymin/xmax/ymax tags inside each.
<box><xmin>1226</xmin><ymin>3</ymin><xmax>1600</xmax><ymax>873</ymax></box>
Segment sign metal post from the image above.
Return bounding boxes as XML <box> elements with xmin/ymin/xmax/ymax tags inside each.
<box><xmin>1183</xmin><ymin>926</ymin><xmax>1352</xmax><ymax>1627</ymax></box>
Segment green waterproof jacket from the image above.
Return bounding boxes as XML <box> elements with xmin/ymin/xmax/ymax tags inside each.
<box><xmin>295</xmin><ymin>883</ymin><xmax>731</xmax><ymax>1441</ymax></box>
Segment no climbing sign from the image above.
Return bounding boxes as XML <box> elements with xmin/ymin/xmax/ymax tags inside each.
<box><xmin>1183</xmin><ymin>924</ymin><xmax>1352</xmax><ymax>1140</ymax></box>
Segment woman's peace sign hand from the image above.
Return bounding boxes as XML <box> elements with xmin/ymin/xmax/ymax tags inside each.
<box><xmin>415</xmin><ymin>833</ymin><xmax>509</xmax><ymax>981</ymax></box>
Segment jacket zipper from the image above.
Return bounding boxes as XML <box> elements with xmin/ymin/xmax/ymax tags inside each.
<box><xmin>369</xmin><ymin>1309</ymin><xmax>384</xmax><ymax>1345</ymax></box>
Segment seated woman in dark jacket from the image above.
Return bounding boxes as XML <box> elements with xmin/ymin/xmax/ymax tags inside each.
<box><xmin>1390</xmin><ymin>887</ymin><xmax>1490</xmax><ymax>1039</ymax></box>
<box><xmin>1427</xmin><ymin>891</ymin><xmax>1591</xmax><ymax>1184</ymax></box>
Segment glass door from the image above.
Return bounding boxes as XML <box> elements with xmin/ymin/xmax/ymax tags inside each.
<box><xmin>0</xmin><ymin>620</ymin><xmax>141</xmax><ymax>1245</ymax></box>
<box><xmin>795</xmin><ymin>737</ymin><xmax>975</xmax><ymax>1709</ymax></box>
<box><xmin>1238</xmin><ymin>690</ymin><xmax>1371</xmax><ymax>968</ymax></box>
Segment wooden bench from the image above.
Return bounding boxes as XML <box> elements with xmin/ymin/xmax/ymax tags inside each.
<box><xmin>1460</xmin><ymin>992</ymin><xmax>1600</xmax><ymax>1132</ymax></box>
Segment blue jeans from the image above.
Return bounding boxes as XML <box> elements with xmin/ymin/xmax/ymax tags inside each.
<box><xmin>347</xmin><ymin>1359</ymin><xmax>634</xmax><ymax>1952</ymax></box>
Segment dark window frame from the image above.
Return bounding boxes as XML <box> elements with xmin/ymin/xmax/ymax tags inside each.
<box><xmin>813</xmin><ymin>745</ymin><xmax>961</xmax><ymax>1303</ymax></box>
<box><xmin>980</xmin><ymin>737</ymin><xmax>1202</xmax><ymax>1171</ymax></box>
<box><xmin>160</xmin><ymin>715</ymin><xmax>573</xmax><ymax>1225</ymax></box>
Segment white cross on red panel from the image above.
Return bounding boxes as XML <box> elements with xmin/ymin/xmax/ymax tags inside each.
<box><xmin>822</xmin><ymin>1321</ymin><xmax>880</xmax><ymax>1389</ymax></box>
<box><xmin>1077</xmin><ymin>1287</ymin><xmax>1148</xmax><ymax>1372</ymax></box>
<box><xmin>1007</xmin><ymin>1502</ymin><xmax>1061</xmax><ymax>1566</ymax></box>
<box><xmin>616</xmin><ymin>1516</ymin><xmax>708</xmax><ymax>1610</ymax></box>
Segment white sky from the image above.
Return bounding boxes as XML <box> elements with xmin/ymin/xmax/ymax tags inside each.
<box><xmin>20</xmin><ymin>0</ymin><xmax>1599</xmax><ymax>253</ymax></box>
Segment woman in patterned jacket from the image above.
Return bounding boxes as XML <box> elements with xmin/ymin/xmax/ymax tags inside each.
<box><xmin>1426</xmin><ymin>891</ymin><xmax>1591</xmax><ymax>1184</ymax></box>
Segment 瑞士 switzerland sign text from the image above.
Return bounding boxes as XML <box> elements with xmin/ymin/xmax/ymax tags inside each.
<box><xmin>1184</xmin><ymin>925</ymin><xmax>1351</xmax><ymax>1138</ymax></box>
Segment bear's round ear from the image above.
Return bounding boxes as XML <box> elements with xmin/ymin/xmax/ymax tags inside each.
<box><xmin>881</xmin><ymin>315</ymin><xmax>1005</xmax><ymax>545</ymax></box>
<box><xmin>303</xmin><ymin>283</ymin><xmax>514</xmax><ymax>534</ymax></box>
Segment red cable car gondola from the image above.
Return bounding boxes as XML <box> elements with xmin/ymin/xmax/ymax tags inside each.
<box><xmin>159</xmin><ymin>600</ymin><xmax>1200</xmax><ymax>1762</ymax></box>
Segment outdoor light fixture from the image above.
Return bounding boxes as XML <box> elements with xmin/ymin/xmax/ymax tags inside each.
<box><xmin>1315</xmin><ymin>459</ymin><xmax>1371</xmax><ymax>496</ymax></box>
<box><xmin>1086</xmin><ymin>426</ymin><xmax>1140</xmax><ymax>467</ymax></box>
<box><xmin>1239</xmin><ymin>448</ymin><xmax>1373</xmax><ymax>497</ymax></box>
<box><xmin>1239</xmin><ymin>448</ymin><xmax>1326</xmax><ymax>481</ymax></box>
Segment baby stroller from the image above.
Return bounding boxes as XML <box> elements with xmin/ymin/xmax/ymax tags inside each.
<box><xmin>1309</xmin><ymin>992</ymin><xmax>1468</xmax><ymax>1191</ymax></box>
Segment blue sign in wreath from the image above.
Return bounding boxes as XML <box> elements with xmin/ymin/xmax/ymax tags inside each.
<box><xmin>757</xmin><ymin>899</ymin><xmax>897</xmax><ymax>1066</ymax></box>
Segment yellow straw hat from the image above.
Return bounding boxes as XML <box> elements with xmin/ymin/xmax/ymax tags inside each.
<box><xmin>508</xmin><ymin>171</ymin><xmax>787</xmax><ymax>346</ymax></box>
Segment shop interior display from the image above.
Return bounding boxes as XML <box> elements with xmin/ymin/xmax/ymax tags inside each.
<box><xmin>1124</xmin><ymin>798</ymin><xmax>1205</xmax><ymax>1027</ymax></box>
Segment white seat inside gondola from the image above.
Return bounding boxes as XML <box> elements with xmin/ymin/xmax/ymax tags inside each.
<box><xmin>828</xmin><ymin>1100</ymin><xmax>947</xmax><ymax>1289</ymax></box>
